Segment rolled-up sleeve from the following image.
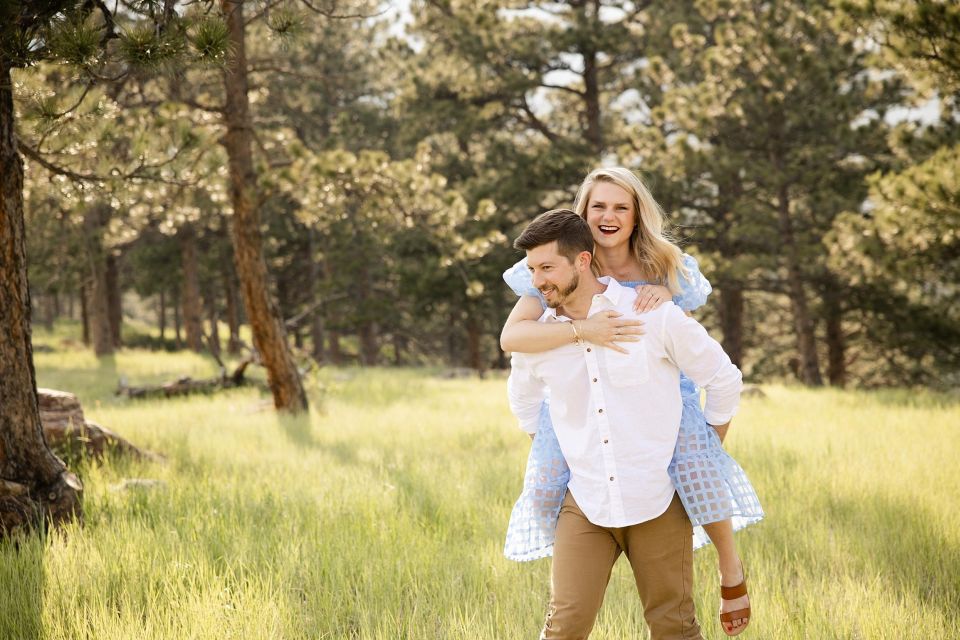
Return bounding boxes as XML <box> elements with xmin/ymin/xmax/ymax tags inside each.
<box><xmin>507</xmin><ymin>353</ymin><xmax>546</xmax><ymax>434</ymax></box>
<box><xmin>660</xmin><ymin>304</ymin><xmax>742</xmax><ymax>424</ymax></box>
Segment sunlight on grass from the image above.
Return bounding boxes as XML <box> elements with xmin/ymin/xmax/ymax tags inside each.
<box><xmin>2</xmin><ymin>339</ymin><xmax>958</xmax><ymax>639</ymax></box>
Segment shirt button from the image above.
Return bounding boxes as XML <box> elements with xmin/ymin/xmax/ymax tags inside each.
<box><xmin>592</xmin><ymin>378</ymin><xmax>598</xmax><ymax>383</ymax></box>
<box><xmin>603</xmin><ymin>439</ymin><xmax>609</xmax><ymax>444</ymax></box>
<box><xmin>598</xmin><ymin>408</ymin><xmax>604</xmax><ymax>414</ymax></box>
<box><xmin>586</xmin><ymin>347</ymin><xmax>592</xmax><ymax>352</ymax></box>
<box><xmin>609</xmin><ymin>476</ymin><xmax>615</xmax><ymax>481</ymax></box>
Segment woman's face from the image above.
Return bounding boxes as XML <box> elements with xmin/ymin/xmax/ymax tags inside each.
<box><xmin>584</xmin><ymin>181</ymin><xmax>636</xmax><ymax>251</ymax></box>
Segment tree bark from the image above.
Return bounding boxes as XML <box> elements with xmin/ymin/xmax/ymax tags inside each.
<box><xmin>329</xmin><ymin>329</ymin><xmax>343</xmax><ymax>365</ymax></box>
<box><xmin>178</xmin><ymin>224</ymin><xmax>204</xmax><ymax>353</ymax></box>
<box><xmin>206</xmin><ymin>284</ymin><xmax>221</xmax><ymax>358</ymax></box>
<box><xmin>776</xmin><ymin>184</ymin><xmax>823</xmax><ymax>386</ymax></box>
<box><xmin>579</xmin><ymin>0</ymin><xmax>603</xmax><ymax>154</ymax></box>
<box><xmin>220</xmin><ymin>0</ymin><xmax>307</xmax><ymax>411</ymax></box>
<box><xmin>718</xmin><ymin>282</ymin><xmax>745</xmax><ymax>369</ymax></box>
<box><xmin>83</xmin><ymin>204</ymin><xmax>113</xmax><ymax>357</ymax></box>
<box><xmin>356</xmin><ymin>263</ymin><xmax>377</xmax><ymax>365</ymax></box>
<box><xmin>105</xmin><ymin>252</ymin><xmax>122</xmax><ymax>348</ymax></box>
<box><xmin>0</xmin><ymin>59</ymin><xmax>82</xmax><ymax>534</ymax></box>
<box><xmin>158</xmin><ymin>290</ymin><xmax>166</xmax><ymax>341</ymax></box>
<box><xmin>217</xmin><ymin>220</ymin><xmax>242</xmax><ymax>354</ymax></box>
<box><xmin>223</xmin><ymin>261</ymin><xmax>242</xmax><ymax>354</ymax></box>
<box><xmin>307</xmin><ymin>230</ymin><xmax>325</xmax><ymax>364</ymax></box>
<box><xmin>80</xmin><ymin>282</ymin><xmax>90</xmax><ymax>345</ymax></box>
<box><xmin>173</xmin><ymin>293</ymin><xmax>182</xmax><ymax>349</ymax></box>
<box><xmin>466</xmin><ymin>315</ymin><xmax>483</xmax><ymax>373</ymax></box>
<box><xmin>824</xmin><ymin>288</ymin><xmax>846</xmax><ymax>387</ymax></box>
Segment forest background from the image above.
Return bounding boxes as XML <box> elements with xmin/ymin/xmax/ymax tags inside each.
<box><xmin>6</xmin><ymin>0</ymin><xmax>960</xmax><ymax>392</ymax></box>
<box><xmin>0</xmin><ymin>1</ymin><xmax>958</xmax><ymax>636</ymax></box>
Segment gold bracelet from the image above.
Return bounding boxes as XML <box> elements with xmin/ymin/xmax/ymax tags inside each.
<box><xmin>570</xmin><ymin>320</ymin><xmax>583</xmax><ymax>346</ymax></box>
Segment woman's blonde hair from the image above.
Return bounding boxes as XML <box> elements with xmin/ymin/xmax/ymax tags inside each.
<box><xmin>573</xmin><ymin>167</ymin><xmax>688</xmax><ymax>294</ymax></box>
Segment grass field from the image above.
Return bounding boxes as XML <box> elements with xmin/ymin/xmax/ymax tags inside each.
<box><xmin>2</xmin><ymin>331</ymin><xmax>958</xmax><ymax>639</ymax></box>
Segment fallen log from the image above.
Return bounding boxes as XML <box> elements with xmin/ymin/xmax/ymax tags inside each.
<box><xmin>37</xmin><ymin>389</ymin><xmax>163</xmax><ymax>462</ymax></box>
<box><xmin>115</xmin><ymin>358</ymin><xmax>261</xmax><ymax>400</ymax></box>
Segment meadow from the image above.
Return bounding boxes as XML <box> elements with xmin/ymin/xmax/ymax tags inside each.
<box><xmin>1</xmin><ymin>328</ymin><xmax>958</xmax><ymax>639</ymax></box>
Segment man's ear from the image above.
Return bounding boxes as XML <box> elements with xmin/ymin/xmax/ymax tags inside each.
<box><xmin>577</xmin><ymin>250</ymin><xmax>593</xmax><ymax>272</ymax></box>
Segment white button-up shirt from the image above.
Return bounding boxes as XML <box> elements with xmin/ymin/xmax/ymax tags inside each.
<box><xmin>507</xmin><ymin>277</ymin><xmax>742</xmax><ymax>528</ymax></box>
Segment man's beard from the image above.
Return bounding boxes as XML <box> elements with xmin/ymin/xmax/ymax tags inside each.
<box><xmin>541</xmin><ymin>272</ymin><xmax>580</xmax><ymax>309</ymax></box>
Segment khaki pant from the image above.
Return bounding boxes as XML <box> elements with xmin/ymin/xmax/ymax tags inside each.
<box><xmin>541</xmin><ymin>492</ymin><xmax>703</xmax><ymax>640</ymax></box>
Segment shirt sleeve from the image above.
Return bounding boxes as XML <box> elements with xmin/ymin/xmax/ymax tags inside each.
<box><xmin>672</xmin><ymin>253</ymin><xmax>713</xmax><ymax>312</ymax></box>
<box><xmin>507</xmin><ymin>353</ymin><xmax>547</xmax><ymax>435</ymax></box>
<box><xmin>659</xmin><ymin>304</ymin><xmax>742</xmax><ymax>424</ymax></box>
<box><xmin>503</xmin><ymin>256</ymin><xmax>546</xmax><ymax>307</ymax></box>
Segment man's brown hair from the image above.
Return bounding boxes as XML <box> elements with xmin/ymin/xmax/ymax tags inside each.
<box><xmin>514</xmin><ymin>208</ymin><xmax>594</xmax><ymax>262</ymax></box>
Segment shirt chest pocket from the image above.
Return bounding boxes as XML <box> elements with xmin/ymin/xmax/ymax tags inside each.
<box><xmin>605</xmin><ymin>342</ymin><xmax>650</xmax><ymax>387</ymax></box>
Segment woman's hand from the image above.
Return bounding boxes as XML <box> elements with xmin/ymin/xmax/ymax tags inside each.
<box><xmin>579</xmin><ymin>311</ymin><xmax>645</xmax><ymax>354</ymax></box>
<box><xmin>633</xmin><ymin>284</ymin><xmax>672</xmax><ymax>313</ymax></box>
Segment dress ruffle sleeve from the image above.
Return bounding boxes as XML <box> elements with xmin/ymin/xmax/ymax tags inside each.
<box><xmin>503</xmin><ymin>257</ymin><xmax>546</xmax><ymax>305</ymax></box>
<box><xmin>673</xmin><ymin>253</ymin><xmax>712</xmax><ymax>312</ymax></box>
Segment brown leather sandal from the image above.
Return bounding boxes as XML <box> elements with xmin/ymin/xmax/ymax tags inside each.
<box><xmin>719</xmin><ymin>579</ymin><xmax>751</xmax><ymax>636</ymax></box>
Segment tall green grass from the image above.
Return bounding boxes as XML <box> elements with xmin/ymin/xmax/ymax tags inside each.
<box><xmin>2</xmin><ymin>338</ymin><xmax>957</xmax><ymax>639</ymax></box>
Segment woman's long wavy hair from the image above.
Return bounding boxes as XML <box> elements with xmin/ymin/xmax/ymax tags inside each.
<box><xmin>573</xmin><ymin>167</ymin><xmax>688</xmax><ymax>294</ymax></box>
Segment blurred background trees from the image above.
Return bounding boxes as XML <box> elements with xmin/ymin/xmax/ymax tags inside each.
<box><xmin>12</xmin><ymin>0</ymin><xmax>959</xmax><ymax>389</ymax></box>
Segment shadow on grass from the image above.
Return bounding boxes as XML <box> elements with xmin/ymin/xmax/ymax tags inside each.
<box><xmin>275</xmin><ymin>414</ymin><xmax>361</xmax><ymax>467</ymax></box>
<box><xmin>0</xmin><ymin>532</ymin><xmax>45</xmax><ymax>640</ymax></box>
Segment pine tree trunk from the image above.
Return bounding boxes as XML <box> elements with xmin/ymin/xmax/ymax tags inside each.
<box><xmin>359</xmin><ymin>324</ymin><xmax>378</xmax><ymax>366</ymax></box>
<box><xmin>80</xmin><ymin>283</ymin><xmax>90</xmax><ymax>345</ymax></box>
<box><xmin>824</xmin><ymin>289</ymin><xmax>846</xmax><ymax>387</ymax></box>
<box><xmin>466</xmin><ymin>315</ymin><xmax>483</xmax><ymax>373</ymax></box>
<box><xmin>83</xmin><ymin>205</ymin><xmax>113</xmax><ymax>357</ymax></box>
<box><xmin>158</xmin><ymin>290</ymin><xmax>166</xmax><ymax>341</ymax></box>
<box><xmin>0</xmin><ymin>59</ymin><xmax>82</xmax><ymax>535</ymax></box>
<box><xmin>220</xmin><ymin>0</ymin><xmax>307</xmax><ymax>412</ymax></box>
<box><xmin>776</xmin><ymin>184</ymin><xmax>822</xmax><ymax>386</ymax></box>
<box><xmin>718</xmin><ymin>282</ymin><xmax>745</xmax><ymax>369</ymax></box>
<box><xmin>580</xmin><ymin>0</ymin><xmax>603</xmax><ymax>154</ymax></box>
<box><xmin>206</xmin><ymin>283</ymin><xmax>221</xmax><ymax>358</ymax></box>
<box><xmin>216</xmin><ymin>219</ymin><xmax>242</xmax><ymax>354</ymax></box>
<box><xmin>392</xmin><ymin>333</ymin><xmax>406</xmax><ymax>366</ymax></box>
<box><xmin>174</xmin><ymin>295</ymin><xmax>182</xmax><ymax>349</ymax></box>
<box><xmin>179</xmin><ymin>224</ymin><xmax>204</xmax><ymax>353</ymax></box>
<box><xmin>329</xmin><ymin>329</ymin><xmax>342</xmax><ymax>365</ymax></box>
<box><xmin>42</xmin><ymin>292</ymin><xmax>54</xmax><ymax>331</ymax></box>
<box><xmin>106</xmin><ymin>253</ymin><xmax>122</xmax><ymax>348</ymax></box>
<box><xmin>223</xmin><ymin>264</ymin><xmax>242</xmax><ymax>354</ymax></box>
<box><xmin>307</xmin><ymin>230</ymin><xmax>325</xmax><ymax>363</ymax></box>
<box><xmin>356</xmin><ymin>263</ymin><xmax>377</xmax><ymax>365</ymax></box>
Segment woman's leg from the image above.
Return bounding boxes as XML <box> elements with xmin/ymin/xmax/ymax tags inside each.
<box><xmin>703</xmin><ymin>520</ymin><xmax>750</xmax><ymax>635</ymax></box>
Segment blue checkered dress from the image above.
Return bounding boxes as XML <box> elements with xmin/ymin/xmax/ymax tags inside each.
<box><xmin>502</xmin><ymin>255</ymin><xmax>764</xmax><ymax>561</ymax></box>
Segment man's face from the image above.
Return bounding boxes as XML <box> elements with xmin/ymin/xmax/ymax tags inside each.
<box><xmin>526</xmin><ymin>241</ymin><xmax>582</xmax><ymax>309</ymax></box>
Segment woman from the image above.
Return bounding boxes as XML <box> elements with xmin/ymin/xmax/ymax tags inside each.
<box><xmin>500</xmin><ymin>167</ymin><xmax>763</xmax><ymax>636</ymax></box>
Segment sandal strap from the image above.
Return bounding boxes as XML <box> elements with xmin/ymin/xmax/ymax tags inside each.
<box><xmin>720</xmin><ymin>581</ymin><xmax>748</xmax><ymax>599</ymax></box>
<box><xmin>719</xmin><ymin>607</ymin><xmax>751</xmax><ymax>623</ymax></box>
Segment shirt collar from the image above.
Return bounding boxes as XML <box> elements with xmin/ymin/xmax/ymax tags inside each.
<box><xmin>538</xmin><ymin>276</ymin><xmax>628</xmax><ymax>322</ymax></box>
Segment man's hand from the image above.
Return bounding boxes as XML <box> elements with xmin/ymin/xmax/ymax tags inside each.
<box><xmin>633</xmin><ymin>284</ymin><xmax>672</xmax><ymax>313</ymax></box>
<box><xmin>710</xmin><ymin>421</ymin><xmax>731</xmax><ymax>443</ymax></box>
<box><xmin>579</xmin><ymin>311</ymin><xmax>645</xmax><ymax>354</ymax></box>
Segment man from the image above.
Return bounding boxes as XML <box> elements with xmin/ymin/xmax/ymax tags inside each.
<box><xmin>507</xmin><ymin>209</ymin><xmax>742</xmax><ymax>640</ymax></box>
